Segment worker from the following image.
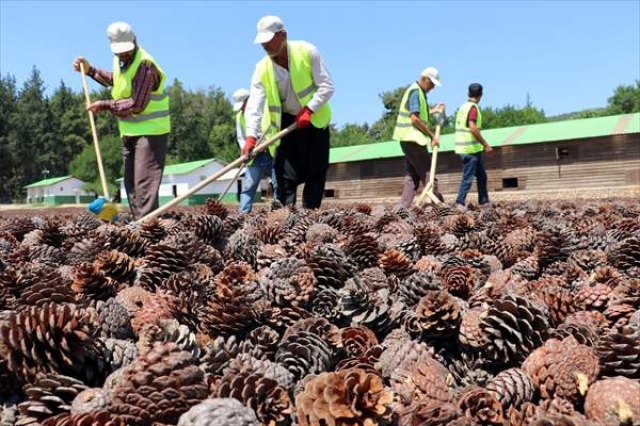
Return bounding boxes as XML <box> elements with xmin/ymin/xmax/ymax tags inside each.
<box><xmin>232</xmin><ymin>88</ymin><xmax>279</xmax><ymax>213</ymax></box>
<box><xmin>73</xmin><ymin>21</ymin><xmax>170</xmax><ymax>220</ymax></box>
<box><xmin>393</xmin><ymin>67</ymin><xmax>445</xmax><ymax>208</ymax></box>
<box><xmin>454</xmin><ymin>83</ymin><xmax>493</xmax><ymax>207</ymax></box>
<box><xmin>243</xmin><ymin>15</ymin><xmax>335</xmax><ymax>209</ymax></box>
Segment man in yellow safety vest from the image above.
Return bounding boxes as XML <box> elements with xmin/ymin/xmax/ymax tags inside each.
<box><xmin>243</xmin><ymin>15</ymin><xmax>335</xmax><ymax>209</ymax></box>
<box><xmin>392</xmin><ymin>67</ymin><xmax>445</xmax><ymax>207</ymax></box>
<box><xmin>73</xmin><ymin>21</ymin><xmax>170</xmax><ymax>219</ymax></box>
<box><xmin>454</xmin><ymin>83</ymin><xmax>493</xmax><ymax>207</ymax></box>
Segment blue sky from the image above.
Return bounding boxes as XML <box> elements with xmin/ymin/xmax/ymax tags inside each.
<box><xmin>1</xmin><ymin>1</ymin><xmax>638</xmax><ymax>127</ymax></box>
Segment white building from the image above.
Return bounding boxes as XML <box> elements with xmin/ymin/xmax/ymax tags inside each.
<box><xmin>24</xmin><ymin>176</ymin><xmax>92</xmax><ymax>205</ymax></box>
<box><xmin>119</xmin><ymin>158</ymin><xmax>269</xmax><ymax>206</ymax></box>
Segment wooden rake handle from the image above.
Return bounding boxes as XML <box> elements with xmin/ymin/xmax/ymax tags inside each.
<box><xmin>79</xmin><ymin>62</ymin><xmax>110</xmax><ymax>199</ymax></box>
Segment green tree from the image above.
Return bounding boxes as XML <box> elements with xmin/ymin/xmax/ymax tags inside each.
<box><xmin>0</xmin><ymin>75</ymin><xmax>18</xmax><ymax>202</ymax></box>
<box><xmin>331</xmin><ymin>123</ymin><xmax>375</xmax><ymax>147</ymax></box>
<box><xmin>69</xmin><ymin>134</ymin><xmax>123</xmax><ymax>195</ymax></box>
<box><xmin>480</xmin><ymin>104</ymin><xmax>546</xmax><ymax>129</ymax></box>
<box><xmin>369</xmin><ymin>86</ymin><xmax>408</xmax><ymax>141</ymax></box>
<box><xmin>606</xmin><ymin>81</ymin><xmax>640</xmax><ymax>114</ymax></box>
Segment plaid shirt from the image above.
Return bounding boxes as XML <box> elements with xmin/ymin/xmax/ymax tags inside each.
<box><xmin>88</xmin><ymin>50</ymin><xmax>161</xmax><ymax>117</ymax></box>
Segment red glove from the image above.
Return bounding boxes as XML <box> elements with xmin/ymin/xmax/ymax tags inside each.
<box><xmin>296</xmin><ymin>107</ymin><xmax>313</xmax><ymax>129</ymax></box>
<box><xmin>242</xmin><ymin>136</ymin><xmax>257</xmax><ymax>157</ymax></box>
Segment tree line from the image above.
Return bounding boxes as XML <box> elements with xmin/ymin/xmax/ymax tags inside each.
<box><xmin>1</xmin><ymin>66</ymin><xmax>638</xmax><ymax>202</ymax></box>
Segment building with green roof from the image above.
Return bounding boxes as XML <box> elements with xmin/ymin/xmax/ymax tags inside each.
<box><xmin>117</xmin><ymin>158</ymin><xmax>268</xmax><ymax>206</ymax></box>
<box><xmin>24</xmin><ymin>176</ymin><xmax>94</xmax><ymax>205</ymax></box>
<box><xmin>324</xmin><ymin>113</ymin><xmax>639</xmax><ymax>201</ymax></box>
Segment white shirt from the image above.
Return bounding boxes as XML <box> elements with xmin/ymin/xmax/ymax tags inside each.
<box><xmin>245</xmin><ymin>41</ymin><xmax>335</xmax><ymax>138</ymax></box>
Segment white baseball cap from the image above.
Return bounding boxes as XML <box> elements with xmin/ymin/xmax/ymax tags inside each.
<box><xmin>253</xmin><ymin>15</ymin><xmax>286</xmax><ymax>44</ymax></box>
<box><xmin>421</xmin><ymin>67</ymin><xmax>442</xmax><ymax>86</ymax></box>
<box><xmin>232</xmin><ymin>88</ymin><xmax>250</xmax><ymax>112</ymax></box>
<box><xmin>107</xmin><ymin>22</ymin><xmax>136</xmax><ymax>54</ymax></box>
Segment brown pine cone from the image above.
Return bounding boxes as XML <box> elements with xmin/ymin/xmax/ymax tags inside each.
<box><xmin>275</xmin><ymin>329</ymin><xmax>334</xmax><ymax>380</ymax></box>
<box><xmin>457</xmin><ymin>387</ymin><xmax>504</xmax><ymax>426</ymax></box>
<box><xmin>486</xmin><ymin>368</ymin><xmax>536</xmax><ymax>410</ymax></box>
<box><xmin>574</xmin><ymin>281</ymin><xmax>612</xmax><ymax>312</ymax></box>
<box><xmin>238</xmin><ymin>325</ymin><xmax>280</xmax><ymax>361</ymax></box>
<box><xmin>441</xmin><ymin>265</ymin><xmax>475</xmax><ymax>299</ymax></box>
<box><xmin>136</xmin><ymin>243</ymin><xmax>189</xmax><ymax>291</ymax></box>
<box><xmin>541</xmin><ymin>285</ymin><xmax>576</xmax><ymax>327</ymax></box>
<box><xmin>584</xmin><ymin>377</ymin><xmax>640</xmax><ymax>426</ymax></box>
<box><xmin>345</xmin><ymin>233</ymin><xmax>382</xmax><ymax>268</ymax></box>
<box><xmin>204</xmin><ymin>198</ymin><xmax>229</xmax><ymax>220</ymax></box>
<box><xmin>379</xmin><ymin>248</ymin><xmax>414</xmax><ymax>280</ymax></box>
<box><xmin>597</xmin><ymin>321</ymin><xmax>640</xmax><ymax>378</ymax></box>
<box><xmin>391</xmin><ymin>356</ymin><xmax>454</xmax><ymax>407</ymax></box>
<box><xmin>17</xmin><ymin>373</ymin><xmax>88</xmax><ymax>423</ymax></box>
<box><xmin>414</xmin><ymin>224</ymin><xmax>448</xmax><ymax>256</ymax></box>
<box><xmin>378</xmin><ymin>337</ymin><xmax>434</xmax><ymax>379</ymax></box>
<box><xmin>479</xmin><ymin>294</ymin><xmax>549</xmax><ymax>366</ymax></box>
<box><xmin>41</xmin><ymin>410</ymin><xmax>125</xmax><ymax>426</ymax></box>
<box><xmin>398</xmin><ymin>399</ymin><xmax>462</xmax><ymax>426</ymax></box>
<box><xmin>522</xmin><ymin>336</ymin><xmax>599</xmax><ymax>405</ymax></box>
<box><xmin>0</xmin><ymin>303</ymin><xmax>106</xmax><ymax>385</ymax></box>
<box><xmin>72</xmin><ymin>263</ymin><xmax>117</xmax><ymax>301</ymax></box>
<box><xmin>222</xmin><ymin>353</ymin><xmax>295</xmax><ymax>391</ymax></box>
<box><xmin>459</xmin><ymin>306</ymin><xmax>486</xmax><ymax>350</ymax></box>
<box><xmin>215</xmin><ymin>372</ymin><xmax>292</xmax><ymax>425</ymax></box>
<box><xmin>256</xmin><ymin>244</ymin><xmax>288</xmax><ymax>269</ymax></box>
<box><xmin>398</xmin><ymin>270</ymin><xmax>442</xmax><ymax>307</ymax></box>
<box><xmin>109</xmin><ymin>342</ymin><xmax>208</xmax><ymax>426</ymax></box>
<box><xmin>340</xmin><ymin>325</ymin><xmax>378</xmax><ymax>358</ymax></box>
<box><xmin>295</xmin><ymin>368</ymin><xmax>394</xmax><ymax>426</ymax></box>
<box><xmin>93</xmin><ymin>249</ymin><xmax>136</xmax><ymax>284</ymax></box>
<box><xmin>415</xmin><ymin>290</ymin><xmax>462</xmax><ymax>340</ymax></box>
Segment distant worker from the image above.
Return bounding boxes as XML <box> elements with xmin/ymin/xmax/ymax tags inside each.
<box><xmin>243</xmin><ymin>15</ymin><xmax>335</xmax><ymax>209</ymax></box>
<box><xmin>393</xmin><ymin>67</ymin><xmax>445</xmax><ymax>208</ymax></box>
<box><xmin>73</xmin><ymin>21</ymin><xmax>170</xmax><ymax>220</ymax></box>
<box><xmin>233</xmin><ymin>88</ymin><xmax>278</xmax><ymax>213</ymax></box>
<box><xmin>454</xmin><ymin>83</ymin><xmax>493</xmax><ymax>207</ymax></box>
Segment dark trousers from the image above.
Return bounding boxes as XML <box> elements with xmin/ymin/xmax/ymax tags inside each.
<box><xmin>456</xmin><ymin>152</ymin><xmax>489</xmax><ymax>206</ymax></box>
<box><xmin>122</xmin><ymin>134</ymin><xmax>168</xmax><ymax>219</ymax></box>
<box><xmin>274</xmin><ymin>114</ymin><xmax>330</xmax><ymax>209</ymax></box>
<box><xmin>399</xmin><ymin>141</ymin><xmax>443</xmax><ymax>208</ymax></box>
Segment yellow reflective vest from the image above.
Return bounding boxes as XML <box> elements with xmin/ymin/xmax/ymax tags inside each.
<box><xmin>392</xmin><ymin>82</ymin><xmax>431</xmax><ymax>146</ymax></box>
<box><xmin>112</xmin><ymin>47</ymin><xmax>170</xmax><ymax>137</ymax></box>
<box><xmin>455</xmin><ymin>101</ymin><xmax>484</xmax><ymax>154</ymax></box>
<box><xmin>255</xmin><ymin>40</ymin><xmax>331</xmax><ymax>141</ymax></box>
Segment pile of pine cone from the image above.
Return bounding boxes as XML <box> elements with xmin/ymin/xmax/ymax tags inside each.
<box><xmin>0</xmin><ymin>198</ymin><xmax>638</xmax><ymax>426</ymax></box>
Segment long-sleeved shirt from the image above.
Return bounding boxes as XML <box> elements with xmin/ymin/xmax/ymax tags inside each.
<box><xmin>244</xmin><ymin>40</ymin><xmax>335</xmax><ymax>138</ymax></box>
<box><xmin>88</xmin><ymin>51</ymin><xmax>161</xmax><ymax>118</ymax></box>
<box><xmin>236</xmin><ymin>113</ymin><xmax>246</xmax><ymax>150</ymax></box>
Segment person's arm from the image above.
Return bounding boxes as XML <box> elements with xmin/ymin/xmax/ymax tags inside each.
<box><xmin>407</xmin><ymin>89</ymin><xmax>437</xmax><ymax>142</ymax></box>
<box><xmin>91</xmin><ymin>61</ymin><xmax>160</xmax><ymax>116</ymax></box>
<box><xmin>305</xmin><ymin>44</ymin><xmax>335</xmax><ymax>113</ymax></box>
<box><xmin>245</xmin><ymin>69</ymin><xmax>267</xmax><ymax>138</ymax></box>
<box><xmin>468</xmin><ymin>106</ymin><xmax>492</xmax><ymax>151</ymax></box>
<box><xmin>73</xmin><ymin>57</ymin><xmax>114</xmax><ymax>86</ymax></box>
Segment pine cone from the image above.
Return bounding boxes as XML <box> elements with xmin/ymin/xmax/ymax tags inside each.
<box><xmin>541</xmin><ymin>285</ymin><xmax>576</xmax><ymax>327</ymax></box>
<box><xmin>607</xmin><ymin>235</ymin><xmax>640</xmax><ymax>271</ymax></box>
<box><xmin>345</xmin><ymin>233</ymin><xmax>382</xmax><ymax>268</ymax></box>
<box><xmin>295</xmin><ymin>368</ymin><xmax>394</xmax><ymax>426</ymax></box>
<box><xmin>339</xmin><ymin>279</ymin><xmax>400</xmax><ymax>336</ymax></box>
<box><xmin>415</xmin><ymin>290</ymin><xmax>462</xmax><ymax>339</ymax></box>
<box><xmin>238</xmin><ymin>325</ymin><xmax>280</xmax><ymax>361</ymax></box>
<box><xmin>511</xmin><ymin>255</ymin><xmax>541</xmax><ymax>280</ymax></box>
<box><xmin>199</xmin><ymin>335</ymin><xmax>241</xmax><ymax>376</ymax></box>
<box><xmin>96</xmin><ymin>297</ymin><xmax>133</xmax><ymax>340</ymax></box>
<box><xmin>136</xmin><ymin>244</ymin><xmax>189</xmax><ymax>291</ymax></box>
<box><xmin>358</xmin><ymin>267</ymin><xmax>395</xmax><ymax>292</ymax></box>
<box><xmin>414</xmin><ymin>224</ymin><xmax>448</xmax><ymax>256</ymax></box>
<box><xmin>113</xmin><ymin>285</ymin><xmax>154</xmax><ymax>316</ymax></box>
<box><xmin>275</xmin><ymin>330</ymin><xmax>333</xmax><ymax>380</ymax></box>
<box><xmin>522</xmin><ymin>336</ymin><xmax>600</xmax><ymax>404</ymax></box>
<box><xmin>0</xmin><ymin>303</ymin><xmax>106</xmax><ymax>385</ymax></box>
<box><xmin>214</xmin><ymin>372</ymin><xmax>292</xmax><ymax>425</ymax></box>
<box><xmin>259</xmin><ymin>259</ymin><xmax>316</xmax><ymax>308</ymax></box>
<box><xmin>398</xmin><ymin>399</ymin><xmax>462</xmax><ymax>426</ymax></box>
<box><xmin>380</xmin><ymin>248</ymin><xmax>414</xmax><ymax>280</ymax></box>
<box><xmin>584</xmin><ymin>377</ymin><xmax>640</xmax><ymax>426</ymax></box>
<box><xmin>309</xmin><ymin>288</ymin><xmax>340</xmax><ymax>322</ymax></box>
<box><xmin>177</xmin><ymin>398</ymin><xmax>258</xmax><ymax>426</ymax></box>
<box><xmin>486</xmin><ymin>368</ymin><xmax>536</xmax><ymax>410</ymax></box>
<box><xmin>340</xmin><ymin>326</ymin><xmax>378</xmax><ymax>358</ymax></box>
<box><xmin>441</xmin><ymin>265</ymin><xmax>475</xmax><ymax>299</ymax></box>
<box><xmin>305</xmin><ymin>248</ymin><xmax>353</xmax><ymax>289</ymax></box>
<box><xmin>72</xmin><ymin>263</ymin><xmax>117</xmax><ymax>301</ymax></box>
<box><xmin>93</xmin><ymin>250</ymin><xmax>136</xmax><ymax>284</ymax></box>
<box><xmin>597</xmin><ymin>321</ymin><xmax>640</xmax><ymax>378</ymax></box>
<box><xmin>391</xmin><ymin>356</ymin><xmax>454</xmax><ymax>407</ymax></box>
<box><xmin>16</xmin><ymin>268</ymin><xmax>78</xmax><ymax>309</ymax></box>
<box><xmin>457</xmin><ymin>387</ymin><xmax>504</xmax><ymax>426</ymax></box>
<box><xmin>109</xmin><ymin>342</ymin><xmax>208</xmax><ymax>426</ymax></box>
<box><xmin>41</xmin><ymin>410</ymin><xmax>125</xmax><ymax>426</ymax></box>
<box><xmin>181</xmin><ymin>214</ymin><xmax>223</xmax><ymax>246</ymax></box>
<box><xmin>459</xmin><ymin>306</ymin><xmax>486</xmax><ymax>350</ymax></box>
<box><xmin>479</xmin><ymin>294</ymin><xmax>550</xmax><ymax>365</ymax></box>
<box><xmin>378</xmin><ymin>338</ymin><xmax>434</xmax><ymax>379</ymax></box>
<box><xmin>17</xmin><ymin>373</ymin><xmax>88</xmax><ymax>423</ymax></box>
<box><xmin>222</xmin><ymin>354</ymin><xmax>295</xmax><ymax>390</ymax></box>
<box><xmin>93</xmin><ymin>225</ymin><xmax>148</xmax><ymax>258</ymax></box>
<box><xmin>102</xmin><ymin>338</ymin><xmax>138</xmax><ymax>373</ymax></box>
<box><xmin>535</xmin><ymin>228</ymin><xmax>570</xmax><ymax>268</ymax></box>
<box><xmin>204</xmin><ymin>198</ymin><xmax>229</xmax><ymax>220</ymax></box>
<box><xmin>574</xmin><ymin>281</ymin><xmax>612</xmax><ymax>312</ymax></box>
